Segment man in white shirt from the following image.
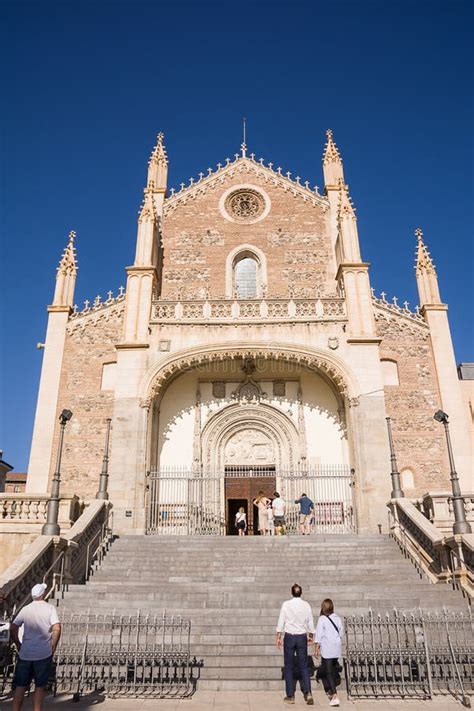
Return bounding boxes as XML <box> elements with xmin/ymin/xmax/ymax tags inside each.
<box><xmin>276</xmin><ymin>583</ymin><xmax>315</xmax><ymax>705</ymax></box>
<box><xmin>10</xmin><ymin>582</ymin><xmax>61</xmax><ymax>711</ymax></box>
<box><xmin>272</xmin><ymin>492</ymin><xmax>286</xmax><ymax>534</ymax></box>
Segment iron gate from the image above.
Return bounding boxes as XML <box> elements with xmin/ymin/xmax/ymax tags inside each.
<box><xmin>146</xmin><ymin>466</ymin><xmax>355</xmax><ymax>535</ymax></box>
<box><xmin>55</xmin><ymin>611</ymin><xmax>195</xmax><ymax>699</ymax></box>
<box><xmin>344</xmin><ymin>608</ymin><xmax>473</xmax><ymax>705</ymax></box>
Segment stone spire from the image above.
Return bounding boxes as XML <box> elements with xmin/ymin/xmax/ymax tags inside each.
<box><xmin>336</xmin><ymin>182</ymin><xmax>361</xmax><ymax>262</ymax></box>
<box><xmin>323</xmin><ymin>129</ymin><xmax>344</xmax><ymax>187</ymax></box>
<box><xmin>415</xmin><ymin>228</ymin><xmax>441</xmax><ymax>305</ymax></box>
<box><xmin>147</xmin><ymin>132</ymin><xmax>168</xmax><ymax>190</ymax></box>
<box><xmin>52</xmin><ymin>230</ymin><xmax>77</xmax><ymax>307</ymax></box>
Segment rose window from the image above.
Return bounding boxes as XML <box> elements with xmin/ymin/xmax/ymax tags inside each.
<box><xmin>225</xmin><ymin>189</ymin><xmax>265</xmax><ymax>222</ymax></box>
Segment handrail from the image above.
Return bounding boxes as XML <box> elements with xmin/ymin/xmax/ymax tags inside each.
<box><xmin>388</xmin><ymin>498</ymin><xmax>473</xmax><ymax>599</ymax></box>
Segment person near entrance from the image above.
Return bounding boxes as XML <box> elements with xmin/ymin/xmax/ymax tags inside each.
<box><xmin>235</xmin><ymin>507</ymin><xmax>247</xmax><ymax>536</ymax></box>
<box><xmin>314</xmin><ymin>598</ymin><xmax>343</xmax><ymax>707</ymax></box>
<box><xmin>276</xmin><ymin>583</ymin><xmax>315</xmax><ymax>705</ymax></box>
<box><xmin>10</xmin><ymin>583</ymin><xmax>61</xmax><ymax>711</ymax></box>
<box><xmin>295</xmin><ymin>493</ymin><xmax>314</xmax><ymax>535</ymax></box>
<box><xmin>272</xmin><ymin>492</ymin><xmax>286</xmax><ymax>535</ymax></box>
<box><xmin>253</xmin><ymin>491</ymin><xmax>270</xmax><ymax>536</ymax></box>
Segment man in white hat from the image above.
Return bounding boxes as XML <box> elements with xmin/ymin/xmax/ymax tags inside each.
<box><xmin>10</xmin><ymin>582</ymin><xmax>61</xmax><ymax>711</ymax></box>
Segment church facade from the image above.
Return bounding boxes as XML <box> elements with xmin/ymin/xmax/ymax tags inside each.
<box><xmin>25</xmin><ymin>131</ymin><xmax>473</xmax><ymax>535</ymax></box>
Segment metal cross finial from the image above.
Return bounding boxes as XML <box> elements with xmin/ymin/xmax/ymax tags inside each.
<box><xmin>380</xmin><ymin>291</ymin><xmax>387</xmax><ymax>301</ymax></box>
<box><xmin>241</xmin><ymin>116</ymin><xmax>247</xmax><ymax>157</ymax></box>
<box><xmin>118</xmin><ymin>285</ymin><xmax>125</xmax><ymax>296</ymax></box>
<box><xmin>107</xmin><ymin>290</ymin><xmax>113</xmax><ymax>301</ymax></box>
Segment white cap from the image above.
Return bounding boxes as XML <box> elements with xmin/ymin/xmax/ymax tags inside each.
<box><xmin>31</xmin><ymin>583</ymin><xmax>47</xmax><ymax>599</ymax></box>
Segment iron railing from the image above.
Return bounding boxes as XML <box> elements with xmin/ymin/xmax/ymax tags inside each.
<box><xmin>344</xmin><ymin>608</ymin><xmax>473</xmax><ymax>707</ymax></box>
<box><xmin>1</xmin><ymin>611</ymin><xmax>197</xmax><ymax>700</ymax></box>
<box><xmin>146</xmin><ymin>466</ymin><xmax>355</xmax><ymax>535</ymax></box>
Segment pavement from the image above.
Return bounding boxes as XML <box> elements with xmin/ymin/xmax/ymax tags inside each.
<box><xmin>0</xmin><ymin>690</ymin><xmax>468</xmax><ymax>710</ymax></box>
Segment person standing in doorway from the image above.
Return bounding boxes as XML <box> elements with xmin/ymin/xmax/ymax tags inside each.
<box><xmin>266</xmin><ymin>497</ymin><xmax>275</xmax><ymax>536</ymax></box>
<box><xmin>235</xmin><ymin>506</ymin><xmax>247</xmax><ymax>536</ymax></box>
<box><xmin>10</xmin><ymin>583</ymin><xmax>61</xmax><ymax>711</ymax></box>
<box><xmin>314</xmin><ymin>598</ymin><xmax>343</xmax><ymax>707</ymax></box>
<box><xmin>276</xmin><ymin>583</ymin><xmax>315</xmax><ymax>705</ymax></box>
<box><xmin>253</xmin><ymin>490</ymin><xmax>270</xmax><ymax>536</ymax></box>
<box><xmin>295</xmin><ymin>493</ymin><xmax>314</xmax><ymax>535</ymax></box>
<box><xmin>272</xmin><ymin>491</ymin><xmax>286</xmax><ymax>535</ymax></box>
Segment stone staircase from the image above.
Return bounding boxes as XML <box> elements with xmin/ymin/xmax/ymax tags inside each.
<box><xmin>59</xmin><ymin>534</ymin><xmax>467</xmax><ymax>691</ymax></box>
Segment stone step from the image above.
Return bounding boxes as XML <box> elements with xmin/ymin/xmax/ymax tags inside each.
<box><xmin>58</xmin><ymin>533</ymin><xmax>467</xmax><ymax>692</ymax></box>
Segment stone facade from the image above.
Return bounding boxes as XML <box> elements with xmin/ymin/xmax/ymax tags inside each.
<box><xmin>25</xmin><ymin>132</ymin><xmax>473</xmax><ymax>536</ymax></box>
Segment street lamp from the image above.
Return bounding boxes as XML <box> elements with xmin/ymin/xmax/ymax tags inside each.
<box><xmin>434</xmin><ymin>410</ymin><xmax>472</xmax><ymax>535</ymax></box>
<box><xmin>96</xmin><ymin>418</ymin><xmax>112</xmax><ymax>500</ymax></box>
<box><xmin>42</xmin><ymin>409</ymin><xmax>73</xmax><ymax>536</ymax></box>
<box><xmin>385</xmin><ymin>417</ymin><xmax>404</xmax><ymax>499</ymax></box>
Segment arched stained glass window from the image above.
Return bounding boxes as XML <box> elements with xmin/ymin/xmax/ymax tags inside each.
<box><xmin>234</xmin><ymin>256</ymin><xmax>258</xmax><ymax>298</ymax></box>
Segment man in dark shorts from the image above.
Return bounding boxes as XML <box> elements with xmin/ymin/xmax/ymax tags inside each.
<box><xmin>10</xmin><ymin>582</ymin><xmax>61</xmax><ymax>711</ymax></box>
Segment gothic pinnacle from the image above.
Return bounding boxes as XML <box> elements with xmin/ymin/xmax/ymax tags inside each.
<box><xmin>323</xmin><ymin>128</ymin><xmax>342</xmax><ymax>165</ymax></box>
<box><xmin>415</xmin><ymin>227</ymin><xmax>437</xmax><ymax>275</ymax></box>
<box><xmin>323</xmin><ymin>128</ymin><xmax>344</xmax><ymax>187</ymax></box>
<box><xmin>147</xmin><ymin>131</ymin><xmax>168</xmax><ymax>190</ymax></box>
<box><xmin>58</xmin><ymin>230</ymin><xmax>78</xmax><ymax>276</ymax></box>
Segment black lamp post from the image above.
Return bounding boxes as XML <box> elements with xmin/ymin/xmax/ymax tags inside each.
<box><xmin>96</xmin><ymin>418</ymin><xmax>112</xmax><ymax>500</ymax></box>
<box><xmin>386</xmin><ymin>417</ymin><xmax>404</xmax><ymax>499</ymax></box>
<box><xmin>434</xmin><ymin>410</ymin><xmax>472</xmax><ymax>535</ymax></box>
<box><xmin>42</xmin><ymin>409</ymin><xmax>73</xmax><ymax>536</ymax></box>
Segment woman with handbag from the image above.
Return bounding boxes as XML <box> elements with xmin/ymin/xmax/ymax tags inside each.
<box><xmin>235</xmin><ymin>507</ymin><xmax>247</xmax><ymax>536</ymax></box>
<box><xmin>314</xmin><ymin>598</ymin><xmax>343</xmax><ymax>707</ymax></box>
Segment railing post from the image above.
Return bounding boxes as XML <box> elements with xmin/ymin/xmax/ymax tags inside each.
<box><xmin>434</xmin><ymin>411</ymin><xmax>472</xmax><ymax>535</ymax></box>
<box><xmin>96</xmin><ymin>418</ymin><xmax>112</xmax><ymax>500</ymax></box>
<box><xmin>386</xmin><ymin>417</ymin><xmax>405</xmax><ymax>499</ymax></box>
<box><xmin>42</xmin><ymin>410</ymin><xmax>73</xmax><ymax>535</ymax></box>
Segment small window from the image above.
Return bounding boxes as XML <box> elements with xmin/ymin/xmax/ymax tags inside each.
<box><xmin>381</xmin><ymin>359</ymin><xmax>399</xmax><ymax>386</ymax></box>
<box><xmin>234</xmin><ymin>255</ymin><xmax>258</xmax><ymax>298</ymax></box>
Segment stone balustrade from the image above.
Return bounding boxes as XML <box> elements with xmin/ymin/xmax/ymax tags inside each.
<box><xmin>0</xmin><ymin>495</ymin><xmax>82</xmax><ymax>573</ymax></box>
<box><xmin>151</xmin><ymin>297</ymin><xmax>346</xmax><ymax>324</ymax></box>
<box><xmin>0</xmin><ymin>500</ymin><xmax>112</xmax><ymax>617</ymax></box>
<box><xmin>415</xmin><ymin>491</ymin><xmax>474</xmax><ymax>533</ymax></box>
<box><xmin>0</xmin><ymin>494</ymin><xmax>81</xmax><ymax>529</ymax></box>
<box><xmin>388</xmin><ymin>498</ymin><xmax>473</xmax><ymax>598</ymax></box>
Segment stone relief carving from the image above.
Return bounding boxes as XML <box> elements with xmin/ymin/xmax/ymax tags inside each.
<box><xmin>273</xmin><ymin>381</ymin><xmax>286</xmax><ymax>397</ymax></box>
<box><xmin>212</xmin><ymin>381</ymin><xmax>226</xmax><ymax>399</ymax></box>
<box><xmin>224</xmin><ymin>429</ymin><xmax>275</xmax><ymax>464</ymax></box>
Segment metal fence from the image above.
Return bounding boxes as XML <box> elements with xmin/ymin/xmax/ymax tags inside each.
<box><xmin>1</xmin><ymin>611</ymin><xmax>198</xmax><ymax>700</ymax></box>
<box><xmin>344</xmin><ymin>608</ymin><xmax>473</xmax><ymax>706</ymax></box>
<box><xmin>146</xmin><ymin>466</ymin><xmax>355</xmax><ymax>535</ymax></box>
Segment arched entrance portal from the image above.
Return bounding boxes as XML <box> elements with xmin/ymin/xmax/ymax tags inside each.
<box><xmin>145</xmin><ymin>350</ymin><xmax>356</xmax><ymax>535</ymax></box>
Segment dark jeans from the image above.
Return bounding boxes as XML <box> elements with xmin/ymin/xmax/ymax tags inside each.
<box><xmin>318</xmin><ymin>657</ymin><xmax>340</xmax><ymax>695</ymax></box>
<box><xmin>283</xmin><ymin>633</ymin><xmax>311</xmax><ymax>697</ymax></box>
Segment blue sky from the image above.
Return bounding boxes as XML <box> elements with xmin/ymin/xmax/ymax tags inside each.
<box><xmin>1</xmin><ymin>0</ymin><xmax>473</xmax><ymax>471</ymax></box>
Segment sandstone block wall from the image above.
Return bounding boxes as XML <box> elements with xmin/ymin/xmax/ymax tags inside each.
<box><xmin>375</xmin><ymin>307</ymin><xmax>450</xmax><ymax>494</ymax></box>
<box><xmin>47</xmin><ymin>304</ymin><xmax>124</xmax><ymax>498</ymax></box>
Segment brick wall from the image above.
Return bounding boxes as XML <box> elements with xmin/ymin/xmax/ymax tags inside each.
<box><xmin>161</xmin><ymin>170</ymin><xmax>333</xmax><ymax>299</ymax></box>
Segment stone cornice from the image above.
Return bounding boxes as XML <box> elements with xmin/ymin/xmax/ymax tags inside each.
<box><xmin>115</xmin><ymin>343</ymin><xmax>150</xmax><ymax>350</ymax></box>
